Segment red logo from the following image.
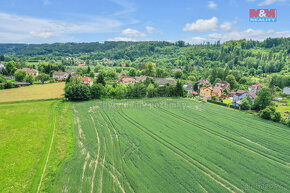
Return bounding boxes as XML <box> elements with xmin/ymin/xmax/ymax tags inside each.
<box><xmin>250</xmin><ymin>9</ymin><xmax>276</xmax><ymax>18</ymax></box>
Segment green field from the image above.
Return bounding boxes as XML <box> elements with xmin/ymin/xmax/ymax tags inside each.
<box><xmin>0</xmin><ymin>100</ymin><xmax>73</xmax><ymax>193</ymax></box>
<box><xmin>53</xmin><ymin>99</ymin><xmax>290</xmax><ymax>193</ymax></box>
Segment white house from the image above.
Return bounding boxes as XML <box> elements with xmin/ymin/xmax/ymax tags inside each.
<box><xmin>0</xmin><ymin>63</ymin><xmax>5</xmax><ymax>72</ymax></box>
<box><xmin>232</xmin><ymin>90</ymin><xmax>256</xmax><ymax>106</ymax></box>
<box><xmin>283</xmin><ymin>87</ymin><xmax>290</xmax><ymax>95</ymax></box>
<box><xmin>53</xmin><ymin>71</ymin><xmax>69</xmax><ymax>80</ymax></box>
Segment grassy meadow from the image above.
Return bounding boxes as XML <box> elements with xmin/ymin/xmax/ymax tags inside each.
<box><xmin>0</xmin><ymin>83</ymin><xmax>65</xmax><ymax>103</ymax></box>
<box><xmin>53</xmin><ymin>99</ymin><xmax>290</xmax><ymax>193</ymax></box>
<box><xmin>0</xmin><ymin>100</ymin><xmax>73</xmax><ymax>193</ymax></box>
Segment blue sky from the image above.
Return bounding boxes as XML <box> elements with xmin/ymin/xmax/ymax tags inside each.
<box><xmin>0</xmin><ymin>0</ymin><xmax>289</xmax><ymax>43</ymax></box>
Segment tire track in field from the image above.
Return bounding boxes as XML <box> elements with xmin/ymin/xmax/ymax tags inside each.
<box><xmin>117</xmin><ymin>111</ymin><xmax>244</xmax><ymax>193</ymax></box>
<box><xmin>89</xmin><ymin>112</ymin><xmax>101</xmax><ymax>193</ymax></box>
<box><xmin>158</xmin><ymin>107</ymin><xmax>290</xmax><ymax>168</ymax></box>
<box><xmin>82</xmin><ymin>152</ymin><xmax>91</xmax><ymax>180</ymax></box>
<box><xmin>37</xmin><ymin>102</ymin><xmax>57</xmax><ymax>193</ymax></box>
<box><xmin>102</xmin><ymin>111</ymin><xmax>136</xmax><ymax>193</ymax></box>
<box><xmin>93</xmin><ymin>110</ymin><xmax>107</xmax><ymax>193</ymax></box>
<box><xmin>177</xmin><ymin>107</ymin><xmax>290</xmax><ymax>165</ymax></box>
<box><xmin>198</xmin><ymin>183</ymin><xmax>208</xmax><ymax>193</ymax></box>
<box><xmin>99</xmin><ymin>111</ymin><xmax>117</xmax><ymax>192</ymax></box>
<box><xmin>201</xmin><ymin>105</ymin><xmax>290</xmax><ymax>139</ymax></box>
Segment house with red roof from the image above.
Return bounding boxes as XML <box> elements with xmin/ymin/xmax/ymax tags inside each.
<box><xmin>248</xmin><ymin>83</ymin><xmax>265</xmax><ymax>95</ymax></box>
<box><xmin>122</xmin><ymin>77</ymin><xmax>136</xmax><ymax>84</ymax></box>
<box><xmin>82</xmin><ymin>76</ymin><xmax>93</xmax><ymax>86</ymax></box>
<box><xmin>211</xmin><ymin>87</ymin><xmax>223</xmax><ymax>97</ymax></box>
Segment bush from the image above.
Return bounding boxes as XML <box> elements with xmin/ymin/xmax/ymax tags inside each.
<box><xmin>259</xmin><ymin>108</ymin><xmax>272</xmax><ymax>120</ymax></box>
<box><xmin>65</xmin><ymin>84</ymin><xmax>91</xmax><ymax>101</ymax></box>
<box><xmin>207</xmin><ymin>100</ymin><xmax>227</xmax><ymax>107</ymax></box>
<box><xmin>240</xmin><ymin>99</ymin><xmax>251</xmax><ymax>110</ymax></box>
<box><xmin>90</xmin><ymin>84</ymin><xmax>105</xmax><ymax>99</ymax></box>
<box><xmin>15</xmin><ymin>70</ymin><xmax>27</xmax><ymax>82</ymax></box>
<box><xmin>272</xmin><ymin>112</ymin><xmax>281</xmax><ymax>122</ymax></box>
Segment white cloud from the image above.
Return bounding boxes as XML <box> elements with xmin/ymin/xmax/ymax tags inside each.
<box><xmin>146</xmin><ymin>26</ymin><xmax>155</xmax><ymax>34</ymax></box>
<box><xmin>220</xmin><ymin>22</ymin><xmax>233</xmax><ymax>31</ymax></box>
<box><xmin>208</xmin><ymin>1</ymin><xmax>217</xmax><ymax>9</ymax></box>
<box><xmin>185</xmin><ymin>37</ymin><xmax>207</xmax><ymax>44</ymax></box>
<box><xmin>121</xmin><ymin>28</ymin><xmax>146</xmax><ymax>37</ymax></box>
<box><xmin>107</xmin><ymin>37</ymin><xmax>136</xmax><ymax>41</ymax></box>
<box><xmin>0</xmin><ymin>12</ymin><xmax>122</xmax><ymax>41</ymax></box>
<box><xmin>258</xmin><ymin>0</ymin><xmax>287</xmax><ymax>6</ymax></box>
<box><xmin>183</xmin><ymin>17</ymin><xmax>218</xmax><ymax>32</ymax></box>
<box><xmin>30</xmin><ymin>31</ymin><xmax>55</xmax><ymax>38</ymax></box>
<box><xmin>208</xmin><ymin>29</ymin><xmax>290</xmax><ymax>41</ymax></box>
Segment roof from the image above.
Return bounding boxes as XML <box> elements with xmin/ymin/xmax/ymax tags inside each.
<box><xmin>215</xmin><ymin>81</ymin><xmax>229</xmax><ymax>88</ymax></box>
<box><xmin>18</xmin><ymin>68</ymin><xmax>38</xmax><ymax>73</ymax></box>
<box><xmin>122</xmin><ymin>77</ymin><xmax>136</xmax><ymax>82</ymax></box>
<box><xmin>82</xmin><ymin>76</ymin><xmax>93</xmax><ymax>82</ymax></box>
<box><xmin>197</xmin><ymin>79</ymin><xmax>211</xmax><ymax>85</ymax></box>
<box><xmin>212</xmin><ymin>87</ymin><xmax>223</xmax><ymax>94</ymax></box>
<box><xmin>248</xmin><ymin>91</ymin><xmax>257</xmax><ymax>99</ymax></box>
<box><xmin>249</xmin><ymin>82</ymin><xmax>265</xmax><ymax>88</ymax></box>
<box><xmin>184</xmin><ymin>84</ymin><xmax>193</xmax><ymax>90</ymax></box>
<box><xmin>53</xmin><ymin>71</ymin><xmax>68</xmax><ymax>76</ymax></box>
<box><xmin>153</xmin><ymin>77</ymin><xmax>176</xmax><ymax>86</ymax></box>
<box><xmin>235</xmin><ymin>90</ymin><xmax>248</xmax><ymax>96</ymax></box>
<box><xmin>78</xmin><ymin>64</ymin><xmax>85</xmax><ymax>66</ymax></box>
<box><xmin>192</xmin><ymin>92</ymin><xmax>198</xmax><ymax>95</ymax></box>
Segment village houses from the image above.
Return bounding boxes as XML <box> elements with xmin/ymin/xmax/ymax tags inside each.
<box><xmin>16</xmin><ymin>68</ymin><xmax>39</xmax><ymax>76</ymax></box>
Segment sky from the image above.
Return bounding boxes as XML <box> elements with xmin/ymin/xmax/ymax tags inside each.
<box><xmin>0</xmin><ymin>0</ymin><xmax>289</xmax><ymax>43</ymax></box>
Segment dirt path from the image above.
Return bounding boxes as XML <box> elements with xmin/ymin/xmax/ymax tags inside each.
<box><xmin>36</xmin><ymin>103</ymin><xmax>57</xmax><ymax>193</ymax></box>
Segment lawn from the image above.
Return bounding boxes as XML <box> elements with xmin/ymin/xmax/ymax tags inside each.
<box><xmin>0</xmin><ymin>100</ymin><xmax>73</xmax><ymax>193</ymax></box>
<box><xmin>0</xmin><ymin>83</ymin><xmax>65</xmax><ymax>103</ymax></box>
<box><xmin>53</xmin><ymin>98</ymin><xmax>290</xmax><ymax>193</ymax></box>
<box><xmin>274</xmin><ymin>97</ymin><xmax>290</xmax><ymax>120</ymax></box>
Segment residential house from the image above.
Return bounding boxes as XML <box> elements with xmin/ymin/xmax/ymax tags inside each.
<box><xmin>248</xmin><ymin>83</ymin><xmax>265</xmax><ymax>95</ymax></box>
<box><xmin>82</xmin><ymin>76</ymin><xmax>93</xmax><ymax>86</ymax></box>
<box><xmin>232</xmin><ymin>90</ymin><xmax>248</xmax><ymax>106</ymax></box>
<box><xmin>183</xmin><ymin>84</ymin><xmax>193</xmax><ymax>94</ymax></box>
<box><xmin>53</xmin><ymin>71</ymin><xmax>69</xmax><ymax>80</ymax></box>
<box><xmin>283</xmin><ymin>87</ymin><xmax>290</xmax><ymax>95</ymax></box>
<box><xmin>197</xmin><ymin>79</ymin><xmax>211</xmax><ymax>89</ymax></box>
<box><xmin>215</xmin><ymin>81</ymin><xmax>230</xmax><ymax>89</ymax></box>
<box><xmin>66</xmin><ymin>69</ymin><xmax>77</xmax><ymax>75</ymax></box>
<box><xmin>153</xmin><ymin>78</ymin><xmax>176</xmax><ymax>86</ymax></box>
<box><xmin>122</xmin><ymin>77</ymin><xmax>136</xmax><ymax>84</ymax></box>
<box><xmin>212</xmin><ymin>87</ymin><xmax>223</xmax><ymax>97</ymax></box>
<box><xmin>78</xmin><ymin>63</ymin><xmax>85</xmax><ymax>66</ymax></box>
<box><xmin>17</xmin><ymin>68</ymin><xmax>39</xmax><ymax>76</ymax></box>
<box><xmin>0</xmin><ymin>63</ymin><xmax>5</xmax><ymax>72</ymax></box>
<box><xmin>232</xmin><ymin>90</ymin><xmax>257</xmax><ymax>106</ymax></box>
<box><xmin>200</xmin><ymin>87</ymin><xmax>212</xmax><ymax>98</ymax></box>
